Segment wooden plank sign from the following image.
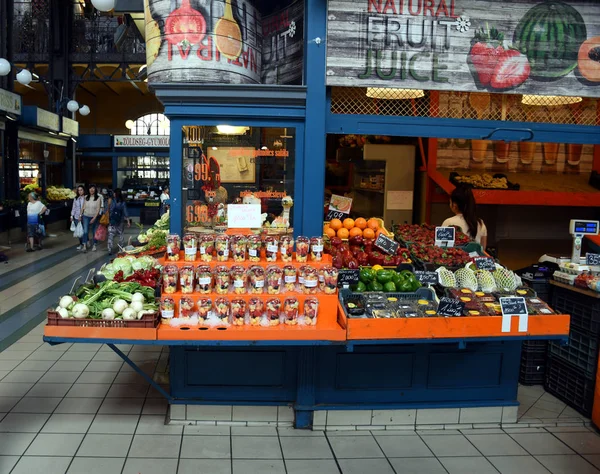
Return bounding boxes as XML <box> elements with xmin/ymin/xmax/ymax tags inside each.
<box><xmin>326</xmin><ymin>0</ymin><xmax>600</xmax><ymax>98</ymax></box>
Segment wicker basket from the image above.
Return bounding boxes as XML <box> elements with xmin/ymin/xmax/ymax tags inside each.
<box><xmin>47</xmin><ymin>310</ymin><xmax>159</xmax><ymax>328</ymax></box>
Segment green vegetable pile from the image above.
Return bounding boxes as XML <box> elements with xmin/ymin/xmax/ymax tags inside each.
<box><xmin>101</xmin><ymin>255</ymin><xmax>160</xmax><ymax>280</ymax></box>
<box><xmin>137</xmin><ymin>211</ymin><xmax>170</xmax><ymax>245</ymax></box>
<box><xmin>355</xmin><ymin>268</ymin><xmax>421</xmax><ymax>293</ymax></box>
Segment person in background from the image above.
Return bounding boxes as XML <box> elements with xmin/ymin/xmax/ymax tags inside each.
<box><xmin>26</xmin><ymin>192</ymin><xmax>47</xmax><ymax>252</ymax></box>
<box><xmin>443</xmin><ymin>184</ymin><xmax>488</xmax><ymax>249</ymax></box>
<box><xmin>81</xmin><ymin>184</ymin><xmax>103</xmax><ymax>253</ymax></box>
<box><xmin>70</xmin><ymin>185</ymin><xmax>86</xmax><ymax>251</ymax></box>
<box><xmin>106</xmin><ymin>188</ymin><xmax>130</xmax><ymax>255</ymax></box>
<box><xmin>160</xmin><ymin>186</ymin><xmax>170</xmax><ymax>216</ymax></box>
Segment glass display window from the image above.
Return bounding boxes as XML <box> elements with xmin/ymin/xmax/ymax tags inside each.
<box><xmin>182</xmin><ymin>126</ymin><xmax>295</xmax><ymax>233</ymax></box>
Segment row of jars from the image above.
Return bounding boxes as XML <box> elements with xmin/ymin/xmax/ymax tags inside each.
<box><xmin>161</xmin><ymin>296</ymin><xmax>319</xmax><ymax>326</ymax></box>
<box><xmin>162</xmin><ymin>264</ymin><xmax>339</xmax><ymax>295</ymax></box>
<box><xmin>167</xmin><ymin>234</ymin><xmax>324</xmax><ymax>263</ymax></box>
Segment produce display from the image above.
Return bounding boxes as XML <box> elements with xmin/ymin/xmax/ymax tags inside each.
<box><xmin>452</xmin><ymin>173</ymin><xmax>509</xmax><ymax>189</ymax></box>
<box><xmin>324</xmin><ymin>217</ymin><xmax>387</xmax><ymax>241</ymax></box>
<box><xmin>100</xmin><ymin>256</ymin><xmax>161</xmax><ymax>285</ymax></box>
<box><xmin>394</xmin><ymin>224</ymin><xmax>471</xmax><ymax>246</ymax></box>
<box><xmin>343</xmin><ymin>291</ymin><xmax>438</xmax><ymax>319</ymax></box>
<box><xmin>354</xmin><ymin>267</ymin><xmax>421</xmax><ymax>293</ymax></box>
<box><xmin>411</xmin><ymin>244</ymin><xmax>471</xmax><ymax>268</ymax></box>
<box><xmin>46</xmin><ymin>186</ymin><xmax>76</xmax><ymax>201</ymax></box>
<box><xmin>133</xmin><ymin>211</ymin><xmax>170</xmax><ymax>255</ymax></box>
<box><xmin>325</xmin><ymin>236</ymin><xmax>411</xmax><ymax>269</ymax></box>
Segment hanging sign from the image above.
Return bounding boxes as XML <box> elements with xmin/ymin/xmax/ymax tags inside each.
<box><xmin>326</xmin><ymin>0</ymin><xmax>600</xmax><ymax>98</ymax></box>
<box><xmin>500</xmin><ymin>297</ymin><xmax>528</xmax><ymax>332</ymax></box>
<box><xmin>62</xmin><ymin>117</ymin><xmax>79</xmax><ymax>137</ymax></box>
<box><xmin>36</xmin><ymin>109</ymin><xmax>60</xmax><ymax>132</ymax></box>
<box><xmin>0</xmin><ymin>89</ymin><xmax>21</xmax><ymax>115</ymax></box>
<box><xmin>435</xmin><ymin>227</ymin><xmax>455</xmax><ymax>248</ymax></box>
<box><xmin>114</xmin><ymin>135</ymin><xmax>170</xmax><ymax>148</ymax></box>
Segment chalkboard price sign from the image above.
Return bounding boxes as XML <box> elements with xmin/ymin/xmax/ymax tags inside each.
<box><xmin>473</xmin><ymin>257</ymin><xmax>496</xmax><ymax>271</ymax></box>
<box><xmin>437</xmin><ymin>297</ymin><xmax>465</xmax><ymax>317</ymax></box>
<box><xmin>414</xmin><ymin>271</ymin><xmax>439</xmax><ymax>285</ymax></box>
<box><xmin>326</xmin><ymin>210</ymin><xmax>346</xmax><ymax>221</ymax></box>
<box><xmin>374</xmin><ymin>233</ymin><xmax>400</xmax><ymax>255</ymax></box>
<box><xmin>587</xmin><ymin>253</ymin><xmax>600</xmax><ymax>266</ymax></box>
<box><xmin>435</xmin><ymin>227</ymin><xmax>455</xmax><ymax>248</ymax></box>
<box><xmin>338</xmin><ymin>269</ymin><xmax>360</xmax><ymax>288</ymax></box>
<box><xmin>499</xmin><ymin>297</ymin><xmax>528</xmax><ymax>316</ymax></box>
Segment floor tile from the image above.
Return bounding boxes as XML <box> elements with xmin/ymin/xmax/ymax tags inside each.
<box><xmin>0</xmin><ymin>413</ymin><xmax>50</xmax><ymax>432</ymax></box>
<box><xmin>25</xmin><ymin>433</ymin><xmax>84</xmax><ymax>456</ymax></box>
<box><xmin>25</xmin><ymin>382</ymin><xmax>72</xmax><ymax>398</ymax></box>
<box><xmin>14</xmin><ymin>360</ymin><xmax>55</xmax><ymax>371</ymax></box>
<box><xmin>0</xmin><ymin>372</ymin><xmax>8</xmax><ymax>382</ymax></box>
<box><xmin>440</xmin><ymin>457</ymin><xmax>498</xmax><ymax>474</ymax></box>
<box><xmin>65</xmin><ymin>383</ymin><xmax>110</xmax><ymax>398</ymax></box>
<box><xmin>338</xmin><ymin>458</ymin><xmax>394</xmax><ymax>474</ymax></box>
<box><xmin>232</xmin><ymin>436</ymin><xmax>282</xmax><ymax>459</ymax></box>
<box><xmin>142</xmin><ymin>398</ymin><xmax>168</xmax><ymax>415</ymax></box>
<box><xmin>106</xmin><ymin>383</ymin><xmax>149</xmax><ymax>398</ymax></box>
<box><xmin>388</xmin><ymin>457</ymin><xmax>447</xmax><ymax>474</ymax></box>
<box><xmin>42</xmin><ymin>414</ymin><xmax>94</xmax><ymax>434</ymax></box>
<box><xmin>536</xmin><ymin>454</ymin><xmax>600</xmax><ymax>474</ymax></box>
<box><xmin>67</xmin><ymin>457</ymin><xmax>126</xmax><ymax>474</ymax></box>
<box><xmin>1</xmin><ymin>371</ymin><xmax>44</xmax><ymax>383</ymax></box>
<box><xmin>277</xmin><ymin>427</ymin><xmax>324</xmax><ymax>437</ymax></box>
<box><xmin>77</xmin><ymin>433</ymin><xmax>132</xmax><ymax>457</ymax></box>
<box><xmin>98</xmin><ymin>397</ymin><xmax>144</xmax><ymax>415</ymax></box>
<box><xmin>0</xmin><ymin>456</ymin><xmax>19</xmax><ymax>474</ymax></box>
<box><xmin>374</xmin><ymin>434</ymin><xmax>433</xmax><ymax>458</ymax></box>
<box><xmin>0</xmin><ymin>351</ymin><xmax>35</xmax><ymax>361</ymax></box>
<box><xmin>10</xmin><ymin>343</ymin><xmax>42</xmax><ymax>352</ymax></box>
<box><xmin>421</xmin><ymin>434</ymin><xmax>480</xmax><ymax>457</ymax></box>
<box><xmin>510</xmin><ymin>432</ymin><xmax>575</xmax><ymax>455</ymax></box>
<box><xmin>58</xmin><ymin>351</ymin><xmax>95</xmax><ymax>362</ymax></box>
<box><xmin>136</xmin><ymin>415</ymin><xmax>182</xmax><ymax>435</ymax></box>
<box><xmin>49</xmin><ymin>360</ymin><xmax>88</xmax><ymax>372</ymax></box>
<box><xmin>554</xmin><ymin>432</ymin><xmax>600</xmax><ymax>454</ymax></box>
<box><xmin>88</xmin><ymin>414</ymin><xmax>140</xmax><ymax>434</ymax></box>
<box><xmin>11</xmin><ymin>397</ymin><xmax>62</xmax><ymax>413</ymax></box>
<box><xmin>24</xmin><ymin>351</ymin><xmax>62</xmax><ymax>361</ymax></box>
<box><xmin>285</xmin><ymin>459</ymin><xmax>340</xmax><ymax>474</ymax></box>
<box><xmin>0</xmin><ymin>432</ymin><xmax>36</xmax><ymax>455</ymax></box>
<box><xmin>68</xmin><ymin>344</ymin><xmax>102</xmax><ymax>352</ymax></box>
<box><xmin>75</xmin><ymin>372</ymin><xmax>117</xmax><ymax>384</ymax></box>
<box><xmin>488</xmin><ymin>455</ymin><xmax>553</xmax><ymax>474</ymax></box>
<box><xmin>280</xmin><ymin>436</ymin><xmax>334</xmax><ymax>459</ymax></box>
<box><xmin>128</xmin><ymin>434</ymin><xmax>181</xmax><ymax>458</ymax></box>
<box><xmin>10</xmin><ymin>456</ymin><xmax>71</xmax><ymax>474</ymax></box>
<box><xmin>121</xmin><ymin>458</ymin><xmax>180</xmax><ymax>474</ymax></box>
<box><xmin>85</xmin><ymin>361</ymin><xmax>123</xmax><ymax>372</ymax></box>
<box><xmin>55</xmin><ymin>397</ymin><xmax>102</xmax><ymax>414</ymax></box>
<box><xmin>92</xmin><ymin>351</ymin><xmax>124</xmax><ymax>362</ymax></box>
<box><xmin>585</xmin><ymin>455</ymin><xmax>600</xmax><ymax>470</ymax></box>
<box><xmin>177</xmin><ymin>459</ymin><xmax>231</xmax><ymax>474</ymax></box>
<box><xmin>0</xmin><ymin>361</ymin><xmax>22</xmax><ymax>371</ymax></box>
<box><xmin>38</xmin><ymin>371</ymin><xmax>80</xmax><ymax>384</ymax></box>
<box><xmin>184</xmin><ymin>425</ymin><xmax>231</xmax><ymax>436</ymax></box>
<box><xmin>465</xmin><ymin>433</ymin><xmax>528</xmax><ymax>456</ymax></box>
<box><xmin>231</xmin><ymin>426</ymin><xmax>277</xmax><ymax>436</ymax></box>
<box><xmin>327</xmin><ymin>435</ymin><xmax>384</xmax><ymax>459</ymax></box>
<box><xmin>180</xmin><ymin>435</ymin><xmax>231</xmax><ymax>459</ymax></box>
<box><xmin>0</xmin><ymin>382</ymin><xmax>34</xmax><ymax>397</ymax></box>
<box><xmin>232</xmin><ymin>460</ymin><xmax>286</xmax><ymax>474</ymax></box>
<box><xmin>0</xmin><ymin>397</ymin><xmax>20</xmax><ymax>412</ymax></box>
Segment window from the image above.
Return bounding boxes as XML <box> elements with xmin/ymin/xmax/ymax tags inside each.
<box><xmin>127</xmin><ymin>113</ymin><xmax>170</xmax><ymax>136</ymax></box>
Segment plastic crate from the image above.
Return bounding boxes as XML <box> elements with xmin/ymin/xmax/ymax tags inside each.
<box><xmin>548</xmin><ymin>328</ymin><xmax>599</xmax><ymax>379</ymax></box>
<box><xmin>519</xmin><ymin>341</ymin><xmax>547</xmax><ymax>386</ymax></box>
<box><xmin>544</xmin><ymin>355</ymin><xmax>595</xmax><ymax>417</ymax></box>
<box><xmin>47</xmin><ymin>310</ymin><xmax>160</xmax><ymax>328</ymax></box>
<box><xmin>521</xmin><ymin>277</ymin><xmax>550</xmax><ymax>302</ymax></box>
<box><xmin>552</xmin><ymin>285</ymin><xmax>600</xmax><ymax>335</ymax></box>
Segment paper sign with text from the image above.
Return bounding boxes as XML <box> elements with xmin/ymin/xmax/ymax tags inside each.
<box><xmin>227</xmin><ymin>204</ymin><xmax>262</xmax><ymax>229</ymax></box>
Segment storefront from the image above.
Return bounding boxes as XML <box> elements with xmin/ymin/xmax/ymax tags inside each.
<box><xmin>0</xmin><ymin>88</ymin><xmax>21</xmax><ymax>234</ymax></box>
<box><xmin>43</xmin><ymin>0</ymin><xmax>600</xmax><ymax>429</ymax></box>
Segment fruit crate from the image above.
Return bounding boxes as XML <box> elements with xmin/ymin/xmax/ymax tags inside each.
<box><xmin>544</xmin><ymin>354</ymin><xmax>595</xmax><ymax>417</ymax></box>
<box><xmin>339</xmin><ymin>287</ymin><xmax>437</xmax><ymax>319</ymax></box>
<box><xmin>47</xmin><ymin>309</ymin><xmax>160</xmax><ymax>328</ymax></box>
<box><xmin>552</xmin><ymin>284</ymin><xmax>600</xmax><ymax>335</ymax></box>
<box><xmin>548</xmin><ymin>328</ymin><xmax>599</xmax><ymax>379</ymax></box>
<box><xmin>519</xmin><ymin>340</ymin><xmax>548</xmax><ymax>386</ymax></box>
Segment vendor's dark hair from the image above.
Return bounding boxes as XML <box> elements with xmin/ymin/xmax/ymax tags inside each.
<box><xmin>86</xmin><ymin>184</ymin><xmax>99</xmax><ymax>201</ymax></box>
<box><xmin>450</xmin><ymin>184</ymin><xmax>481</xmax><ymax>240</ymax></box>
<box><xmin>113</xmin><ymin>188</ymin><xmax>124</xmax><ymax>203</ymax></box>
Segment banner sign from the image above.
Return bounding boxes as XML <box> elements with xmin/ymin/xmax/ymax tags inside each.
<box><xmin>326</xmin><ymin>0</ymin><xmax>600</xmax><ymax>98</ymax></box>
<box><xmin>0</xmin><ymin>88</ymin><xmax>21</xmax><ymax>115</ymax></box>
<box><xmin>114</xmin><ymin>135</ymin><xmax>170</xmax><ymax>148</ymax></box>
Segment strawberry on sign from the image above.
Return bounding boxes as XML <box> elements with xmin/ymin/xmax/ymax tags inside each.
<box><xmin>469</xmin><ymin>26</ymin><xmax>505</xmax><ymax>87</ymax></box>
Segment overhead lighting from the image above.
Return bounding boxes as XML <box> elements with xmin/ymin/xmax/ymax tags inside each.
<box><xmin>158</xmin><ymin>120</ymin><xmax>169</xmax><ymax>130</ymax></box>
<box><xmin>66</xmin><ymin>100</ymin><xmax>80</xmax><ymax>113</ymax></box>
<box><xmin>211</xmin><ymin>146</ymin><xmax>218</xmax><ymax>150</ymax></box>
<box><xmin>366</xmin><ymin>88</ymin><xmax>425</xmax><ymax>100</ymax></box>
<box><xmin>79</xmin><ymin>105</ymin><xmax>90</xmax><ymax>116</ymax></box>
<box><xmin>261</xmin><ymin>146</ymin><xmax>268</xmax><ymax>150</ymax></box>
<box><xmin>6</xmin><ymin>113</ymin><xmax>17</xmax><ymax>121</ymax></box>
<box><xmin>125</xmin><ymin>119</ymin><xmax>134</xmax><ymax>130</ymax></box>
<box><xmin>49</xmin><ymin>131</ymin><xmax>58</xmax><ymax>136</ymax></box>
<box><xmin>216</xmin><ymin>125</ymin><xmax>249</xmax><ymax>135</ymax></box>
<box><xmin>16</xmin><ymin>69</ymin><xmax>32</xmax><ymax>86</ymax></box>
<box><xmin>522</xmin><ymin>95</ymin><xmax>582</xmax><ymax>106</ymax></box>
<box><xmin>91</xmin><ymin>0</ymin><xmax>115</xmax><ymax>12</ymax></box>
<box><xmin>0</xmin><ymin>58</ymin><xmax>10</xmax><ymax>76</ymax></box>
<box><xmin>59</xmin><ymin>132</ymin><xmax>70</xmax><ymax>137</ymax></box>
<box><xmin>71</xmin><ymin>137</ymin><xmax>77</xmax><ymax>143</ymax></box>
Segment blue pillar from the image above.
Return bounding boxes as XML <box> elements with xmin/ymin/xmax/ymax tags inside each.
<box><xmin>169</xmin><ymin>119</ymin><xmax>183</xmax><ymax>234</ymax></box>
<box><xmin>303</xmin><ymin>0</ymin><xmax>327</xmax><ymax>236</ymax></box>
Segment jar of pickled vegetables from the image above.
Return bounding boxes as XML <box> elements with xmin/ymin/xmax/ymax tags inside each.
<box><xmin>166</xmin><ymin>234</ymin><xmax>181</xmax><ymax>261</ymax></box>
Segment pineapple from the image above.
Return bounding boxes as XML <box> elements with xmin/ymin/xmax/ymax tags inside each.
<box><xmin>437</xmin><ymin>267</ymin><xmax>457</xmax><ymax>288</ymax></box>
<box><xmin>475</xmin><ymin>270</ymin><xmax>496</xmax><ymax>293</ymax></box>
<box><xmin>455</xmin><ymin>267</ymin><xmax>478</xmax><ymax>292</ymax></box>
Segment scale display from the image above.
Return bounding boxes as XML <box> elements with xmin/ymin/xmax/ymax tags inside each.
<box><xmin>569</xmin><ymin>220</ymin><xmax>599</xmax><ymax>236</ymax></box>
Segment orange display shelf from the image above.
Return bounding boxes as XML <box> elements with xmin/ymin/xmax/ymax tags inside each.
<box><xmin>160</xmin><ymin>253</ymin><xmax>332</xmax><ymax>268</ymax></box>
<box><xmin>44</xmin><ymin>325</ymin><xmax>157</xmax><ymax>341</ymax></box>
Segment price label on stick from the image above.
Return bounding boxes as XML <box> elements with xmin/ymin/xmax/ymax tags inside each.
<box><xmin>326</xmin><ymin>209</ymin><xmax>346</xmax><ymax>221</ymax></box>
<box><xmin>374</xmin><ymin>233</ymin><xmax>400</xmax><ymax>256</ymax></box>
<box><xmin>499</xmin><ymin>297</ymin><xmax>529</xmax><ymax>333</ymax></box>
<box><xmin>473</xmin><ymin>257</ymin><xmax>496</xmax><ymax>271</ymax></box>
<box><xmin>587</xmin><ymin>253</ymin><xmax>600</xmax><ymax>266</ymax></box>
<box><xmin>414</xmin><ymin>271</ymin><xmax>439</xmax><ymax>285</ymax></box>
<box><xmin>337</xmin><ymin>269</ymin><xmax>360</xmax><ymax>288</ymax></box>
<box><xmin>437</xmin><ymin>297</ymin><xmax>465</xmax><ymax>317</ymax></box>
<box><xmin>435</xmin><ymin>226</ymin><xmax>455</xmax><ymax>248</ymax></box>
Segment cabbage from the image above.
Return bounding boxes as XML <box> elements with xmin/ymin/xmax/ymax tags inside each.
<box><xmin>101</xmin><ymin>263</ymin><xmax>116</xmax><ymax>280</ymax></box>
<box><xmin>112</xmin><ymin>258</ymin><xmax>133</xmax><ymax>276</ymax></box>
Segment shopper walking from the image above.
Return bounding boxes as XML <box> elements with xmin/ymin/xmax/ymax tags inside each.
<box><xmin>81</xmin><ymin>184</ymin><xmax>104</xmax><ymax>253</ymax></box>
<box><xmin>160</xmin><ymin>186</ymin><xmax>170</xmax><ymax>216</ymax></box>
<box><xmin>106</xmin><ymin>188</ymin><xmax>130</xmax><ymax>255</ymax></box>
<box><xmin>26</xmin><ymin>192</ymin><xmax>47</xmax><ymax>252</ymax></box>
<box><xmin>443</xmin><ymin>184</ymin><xmax>488</xmax><ymax>248</ymax></box>
<box><xmin>71</xmin><ymin>185</ymin><xmax>86</xmax><ymax>251</ymax></box>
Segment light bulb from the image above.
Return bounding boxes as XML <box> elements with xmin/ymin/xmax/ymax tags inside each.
<box><xmin>125</xmin><ymin>120</ymin><xmax>134</xmax><ymax>129</ymax></box>
<box><xmin>79</xmin><ymin>105</ymin><xmax>90</xmax><ymax>116</ymax></box>
<box><xmin>0</xmin><ymin>58</ymin><xmax>10</xmax><ymax>76</ymax></box>
<box><xmin>66</xmin><ymin>100</ymin><xmax>79</xmax><ymax>112</ymax></box>
<box><xmin>16</xmin><ymin>69</ymin><xmax>32</xmax><ymax>86</ymax></box>
<box><xmin>91</xmin><ymin>0</ymin><xmax>115</xmax><ymax>12</ymax></box>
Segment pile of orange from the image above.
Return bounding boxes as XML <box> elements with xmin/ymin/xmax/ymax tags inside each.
<box><xmin>324</xmin><ymin>217</ymin><xmax>382</xmax><ymax>240</ymax></box>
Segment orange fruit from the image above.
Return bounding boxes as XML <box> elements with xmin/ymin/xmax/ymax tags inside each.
<box><xmin>375</xmin><ymin>229</ymin><xmax>385</xmax><ymax>239</ymax></box>
<box><xmin>363</xmin><ymin>228</ymin><xmax>375</xmax><ymax>240</ymax></box>
<box><xmin>343</xmin><ymin>218</ymin><xmax>355</xmax><ymax>230</ymax></box>
<box><xmin>349</xmin><ymin>227</ymin><xmax>363</xmax><ymax>238</ymax></box>
<box><xmin>367</xmin><ymin>218</ymin><xmax>380</xmax><ymax>231</ymax></box>
<box><xmin>355</xmin><ymin>217</ymin><xmax>367</xmax><ymax>230</ymax></box>
<box><xmin>325</xmin><ymin>227</ymin><xmax>336</xmax><ymax>239</ymax></box>
<box><xmin>337</xmin><ymin>228</ymin><xmax>350</xmax><ymax>239</ymax></box>
<box><xmin>330</xmin><ymin>218</ymin><xmax>343</xmax><ymax>231</ymax></box>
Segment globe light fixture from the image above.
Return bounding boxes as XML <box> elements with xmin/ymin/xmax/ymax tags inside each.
<box><xmin>91</xmin><ymin>0</ymin><xmax>115</xmax><ymax>12</ymax></box>
<box><xmin>79</xmin><ymin>105</ymin><xmax>91</xmax><ymax>116</ymax></box>
<box><xmin>0</xmin><ymin>58</ymin><xmax>10</xmax><ymax>76</ymax></box>
<box><xmin>125</xmin><ymin>119</ymin><xmax>135</xmax><ymax>130</ymax></box>
<box><xmin>66</xmin><ymin>100</ymin><xmax>80</xmax><ymax>112</ymax></box>
<box><xmin>16</xmin><ymin>69</ymin><xmax>32</xmax><ymax>86</ymax></box>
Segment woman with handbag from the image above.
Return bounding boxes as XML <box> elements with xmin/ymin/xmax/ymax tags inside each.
<box><xmin>26</xmin><ymin>192</ymin><xmax>47</xmax><ymax>252</ymax></box>
<box><xmin>80</xmin><ymin>184</ymin><xmax>104</xmax><ymax>253</ymax></box>
<box><xmin>71</xmin><ymin>185</ymin><xmax>86</xmax><ymax>251</ymax></box>
<box><xmin>106</xmin><ymin>188</ymin><xmax>130</xmax><ymax>255</ymax></box>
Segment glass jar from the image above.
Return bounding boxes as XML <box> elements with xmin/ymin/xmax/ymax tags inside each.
<box><xmin>266</xmin><ymin>298</ymin><xmax>281</xmax><ymax>326</ymax></box>
<box><xmin>179</xmin><ymin>296</ymin><xmax>195</xmax><ymax>318</ymax></box>
<box><xmin>160</xmin><ymin>297</ymin><xmax>175</xmax><ymax>322</ymax></box>
<box><xmin>197</xmin><ymin>297</ymin><xmax>212</xmax><ymax>323</ymax></box>
<box><xmin>283</xmin><ymin>297</ymin><xmax>300</xmax><ymax>326</ymax></box>
<box><xmin>214</xmin><ymin>297</ymin><xmax>230</xmax><ymax>323</ymax></box>
<box><xmin>248</xmin><ymin>266</ymin><xmax>266</xmax><ymax>294</ymax></box>
<box><xmin>279</xmin><ymin>236</ymin><xmax>294</xmax><ymax>263</ymax></box>
<box><xmin>321</xmin><ymin>266</ymin><xmax>339</xmax><ymax>295</ymax></box>
<box><xmin>302</xmin><ymin>267</ymin><xmax>319</xmax><ymax>294</ymax></box>
<box><xmin>265</xmin><ymin>236</ymin><xmax>279</xmax><ymax>262</ymax></box>
<box><xmin>266</xmin><ymin>266</ymin><xmax>283</xmax><ymax>295</ymax></box>
<box><xmin>303</xmin><ymin>298</ymin><xmax>319</xmax><ymax>325</ymax></box>
<box><xmin>283</xmin><ymin>265</ymin><xmax>297</xmax><ymax>292</ymax></box>
<box><xmin>248</xmin><ymin>298</ymin><xmax>264</xmax><ymax>326</ymax></box>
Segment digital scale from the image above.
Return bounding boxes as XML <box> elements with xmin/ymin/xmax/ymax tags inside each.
<box><xmin>550</xmin><ymin>219</ymin><xmax>599</xmax><ymax>285</ymax></box>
